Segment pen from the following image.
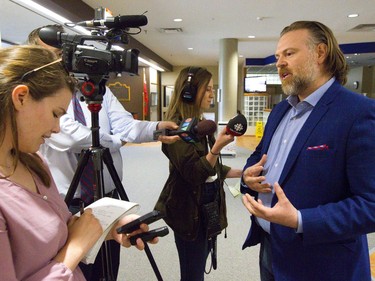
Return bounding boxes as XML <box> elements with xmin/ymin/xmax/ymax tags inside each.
<box><xmin>80</xmin><ymin>201</ymin><xmax>85</xmax><ymax>215</ymax></box>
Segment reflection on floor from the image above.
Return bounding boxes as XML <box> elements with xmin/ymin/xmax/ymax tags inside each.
<box><xmin>236</xmin><ymin>135</ymin><xmax>261</xmax><ymax>151</ymax></box>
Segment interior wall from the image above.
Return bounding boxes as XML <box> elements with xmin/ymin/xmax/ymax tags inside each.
<box><xmin>346</xmin><ymin>66</ymin><xmax>364</xmax><ymax>93</ymax></box>
<box><xmin>362</xmin><ymin>66</ymin><xmax>375</xmax><ymax>98</ymax></box>
<box><xmin>108</xmin><ymin>67</ymin><xmax>145</xmax><ymax>120</ymax></box>
<box><xmin>161</xmin><ymin>66</ymin><xmax>219</xmax><ymax>87</ymax></box>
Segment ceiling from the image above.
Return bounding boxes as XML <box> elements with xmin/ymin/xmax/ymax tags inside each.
<box><xmin>1</xmin><ymin>0</ymin><xmax>375</xmax><ymax>71</ymax></box>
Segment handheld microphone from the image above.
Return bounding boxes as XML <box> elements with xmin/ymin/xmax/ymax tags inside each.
<box><xmin>76</xmin><ymin>15</ymin><xmax>148</xmax><ymax>29</ymax></box>
<box><xmin>226</xmin><ymin>113</ymin><xmax>247</xmax><ymax>136</ymax></box>
<box><xmin>153</xmin><ymin>118</ymin><xmax>217</xmax><ymax>143</ymax></box>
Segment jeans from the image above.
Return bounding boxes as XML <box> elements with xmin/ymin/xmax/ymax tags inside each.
<box><xmin>259</xmin><ymin>231</ymin><xmax>275</xmax><ymax>281</ymax></box>
<box><xmin>174</xmin><ymin>227</ymin><xmax>212</xmax><ymax>281</ymax></box>
<box><xmin>173</xmin><ymin>182</ymin><xmax>220</xmax><ymax>281</ymax></box>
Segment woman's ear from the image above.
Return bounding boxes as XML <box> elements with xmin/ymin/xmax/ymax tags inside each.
<box><xmin>12</xmin><ymin>85</ymin><xmax>29</xmax><ymax>110</ymax></box>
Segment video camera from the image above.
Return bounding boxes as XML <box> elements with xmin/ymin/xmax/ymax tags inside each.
<box><xmin>38</xmin><ymin>11</ymin><xmax>147</xmax><ymax>103</ymax></box>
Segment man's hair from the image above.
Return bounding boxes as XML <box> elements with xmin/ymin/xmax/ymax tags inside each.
<box><xmin>27</xmin><ymin>24</ymin><xmax>65</xmax><ymax>45</ymax></box>
<box><xmin>281</xmin><ymin>21</ymin><xmax>348</xmax><ymax>85</ymax></box>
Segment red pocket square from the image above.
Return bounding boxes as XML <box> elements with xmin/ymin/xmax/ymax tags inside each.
<box><xmin>307</xmin><ymin>144</ymin><xmax>329</xmax><ymax>150</ymax></box>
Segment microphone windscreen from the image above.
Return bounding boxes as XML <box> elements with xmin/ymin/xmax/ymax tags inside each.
<box><xmin>195</xmin><ymin>120</ymin><xmax>217</xmax><ymax>137</ymax></box>
<box><xmin>226</xmin><ymin>113</ymin><xmax>247</xmax><ymax>136</ymax></box>
<box><xmin>117</xmin><ymin>15</ymin><xmax>148</xmax><ymax>28</ymax></box>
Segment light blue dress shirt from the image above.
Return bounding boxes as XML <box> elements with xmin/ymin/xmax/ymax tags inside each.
<box><xmin>257</xmin><ymin>78</ymin><xmax>334</xmax><ymax>234</ymax></box>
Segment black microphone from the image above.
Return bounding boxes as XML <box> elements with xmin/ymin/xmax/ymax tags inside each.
<box><xmin>153</xmin><ymin>118</ymin><xmax>217</xmax><ymax>143</ymax></box>
<box><xmin>76</xmin><ymin>15</ymin><xmax>148</xmax><ymax>29</ymax></box>
<box><xmin>226</xmin><ymin>113</ymin><xmax>247</xmax><ymax>136</ymax></box>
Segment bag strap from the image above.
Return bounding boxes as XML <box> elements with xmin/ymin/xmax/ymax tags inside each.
<box><xmin>207</xmin><ymin>135</ymin><xmax>223</xmax><ymax>182</ymax></box>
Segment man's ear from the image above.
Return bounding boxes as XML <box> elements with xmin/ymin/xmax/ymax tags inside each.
<box><xmin>316</xmin><ymin>43</ymin><xmax>328</xmax><ymax>65</ymax></box>
<box><xmin>12</xmin><ymin>85</ymin><xmax>30</xmax><ymax>110</ymax></box>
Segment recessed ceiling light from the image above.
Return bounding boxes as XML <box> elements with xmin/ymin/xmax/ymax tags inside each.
<box><xmin>174</xmin><ymin>18</ymin><xmax>183</xmax><ymax>22</ymax></box>
<box><xmin>248</xmin><ymin>35</ymin><xmax>255</xmax><ymax>39</ymax></box>
<box><xmin>188</xmin><ymin>47</ymin><xmax>193</xmax><ymax>50</ymax></box>
<box><xmin>348</xmin><ymin>13</ymin><xmax>359</xmax><ymax>18</ymax></box>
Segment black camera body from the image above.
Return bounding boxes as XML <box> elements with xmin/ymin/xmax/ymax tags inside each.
<box><xmin>40</xmin><ymin>28</ymin><xmax>140</xmax><ymax>76</ymax></box>
<box><xmin>60</xmin><ymin>40</ymin><xmax>139</xmax><ymax>76</ymax></box>
<box><xmin>38</xmin><ymin>16</ymin><xmax>144</xmax><ymax>102</ymax></box>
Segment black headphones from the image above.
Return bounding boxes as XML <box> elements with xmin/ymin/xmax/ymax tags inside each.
<box><xmin>181</xmin><ymin>67</ymin><xmax>200</xmax><ymax>103</ymax></box>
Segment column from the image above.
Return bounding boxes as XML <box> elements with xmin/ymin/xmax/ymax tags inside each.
<box><xmin>218</xmin><ymin>38</ymin><xmax>238</xmax><ymax>122</ymax></box>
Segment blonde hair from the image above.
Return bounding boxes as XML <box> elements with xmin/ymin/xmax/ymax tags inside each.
<box><xmin>165</xmin><ymin>67</ymin><xmax>212</xmax><ymax>122</ymax></box>
<box><xmin>0</xmin><ymin>45</ymin><xmax>75</xmax><ymax>186</ymax></box>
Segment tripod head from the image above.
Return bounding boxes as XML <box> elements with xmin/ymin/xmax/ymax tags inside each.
<box><xmin>74</xmin><ymin>73</ymin><xmax>108</xmax><ymax>105</ymax></box>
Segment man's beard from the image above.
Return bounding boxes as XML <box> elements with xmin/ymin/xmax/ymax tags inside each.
<box><xmin>281</xmin><ymin>76</ymin><xmax>309</xmax><ymax>96</ymax></box>
<box><xmin>280</xmin><ymin>56</ymin><xmax>316</xmax><ymax>96</ymax></box>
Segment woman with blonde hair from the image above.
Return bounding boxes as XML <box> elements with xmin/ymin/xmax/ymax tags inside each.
<box><xmin>155</xmin><ymin>67</ymin><xmax>242</xmax><ymax>280</ymax></box>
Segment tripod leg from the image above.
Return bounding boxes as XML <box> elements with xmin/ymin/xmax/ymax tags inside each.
<box><xmin>102</xmin><ymin>147</ymin><xmax>164</xmax><ymax>281</ymax></box>
<box><xmin>102</xmin><ymin>147</ymin><xmax>129</xmax><ymax>201</ymax></box>
<box><xmin>65</xmin><ymin>149</ymin><xmax>90</xmax><ymax>206</ymax></box>
<box><xmin>90</xmin><ymin>148</ymin><xmax>116</xmax><ymax>281</ymax></box>
<box><xmin>99</xmin><ymin>241</ymin><xmax>116</xmax><ymax>281</ymax></box>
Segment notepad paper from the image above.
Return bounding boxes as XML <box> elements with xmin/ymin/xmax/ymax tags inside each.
<box><xmin>74</xmin><ymin>197</ymin><xmax>140</xmax><ymax>264</ymax></box>
<box><xmin>227</xmin><ymin>180</ymin><xmax>241</xmax><ymax>198</ymax></box>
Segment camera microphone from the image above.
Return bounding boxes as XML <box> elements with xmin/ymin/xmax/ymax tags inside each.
<box><xmin>226</xmin><ymin>113</ymin><xmax>248</xmax><ymax>136</ymax></box>
<box><xmin>76</xmin><ymin>15</ymin><xmax>148</xmax><ymax>29</ymax></box>
<box><xmin>153</xmin><ymin>118</ymin><xmax>217</xmax><ymax>143</ymax></box>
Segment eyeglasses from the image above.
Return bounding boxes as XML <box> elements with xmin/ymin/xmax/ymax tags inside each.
<box><xmin>20</xmin><ymin>58</ymin><xmax>63</xmax><ymax>82</ymax></box>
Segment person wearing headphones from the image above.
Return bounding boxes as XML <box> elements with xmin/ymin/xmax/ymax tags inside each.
<box><xmin>155</xmin><ymin>67</ymin><xmax>242</xmax><ymax>281</ymax></box>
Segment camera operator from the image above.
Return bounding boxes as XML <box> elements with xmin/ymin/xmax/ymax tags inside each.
<box><xmin>28</xmin><ymin>24</ymin><xmax>178</xmax><ymax>281</ymax></box>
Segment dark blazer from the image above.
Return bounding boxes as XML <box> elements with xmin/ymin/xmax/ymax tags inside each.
<box><xmin>242</xmin><ymin>81</ymin><xmax>375</xmax><ymax>281</ymax></box>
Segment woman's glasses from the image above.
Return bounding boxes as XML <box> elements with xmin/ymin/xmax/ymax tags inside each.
<box><xmin>20</xmin><ymin>58</ymin><xmax>63</xmax><ymax>82</ymax></box>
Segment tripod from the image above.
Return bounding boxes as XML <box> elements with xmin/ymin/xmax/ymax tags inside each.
<box><xmin>64</xmin><ymin>84</ymin><xmax>164</xmax><ymax>281</ymax></box>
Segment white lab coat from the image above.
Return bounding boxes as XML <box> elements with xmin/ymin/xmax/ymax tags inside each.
<box><xmin>39</xmin><ymin>87</ymin><xmax>157</xmax><ymax>198</ymax></box>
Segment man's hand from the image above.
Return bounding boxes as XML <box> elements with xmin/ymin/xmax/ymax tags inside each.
<box><xmin>242</xmin><ymin>182</ymin><xmax>298</xmax><ymax>229</ymax></box>
<box><xmin>156</xmin><ymin>121</ymin><xmax>180</xmax><ymax>144</ymax></box>
<box><xmin>243</xmin><ymin>154</ymin><xmax>272</xmax><ymax>193</ymax></box>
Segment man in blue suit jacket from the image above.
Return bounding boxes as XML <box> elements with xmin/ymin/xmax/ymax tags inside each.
<box><xmin>241</xmin><ymin>21</ymin><xmax>375</xmax><ymax>281</ymax></box>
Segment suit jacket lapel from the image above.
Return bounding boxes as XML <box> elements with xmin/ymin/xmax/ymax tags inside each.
<box><xmin>278</xmin><ymin>81</ymin><xmax>341</xmax><ymax>185</ymax></box>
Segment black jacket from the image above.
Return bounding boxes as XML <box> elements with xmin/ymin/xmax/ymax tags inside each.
<box><xmin>155</xmin><ymin>134</ymin><xmax>230</xmax><ymax>241</ymax></box>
